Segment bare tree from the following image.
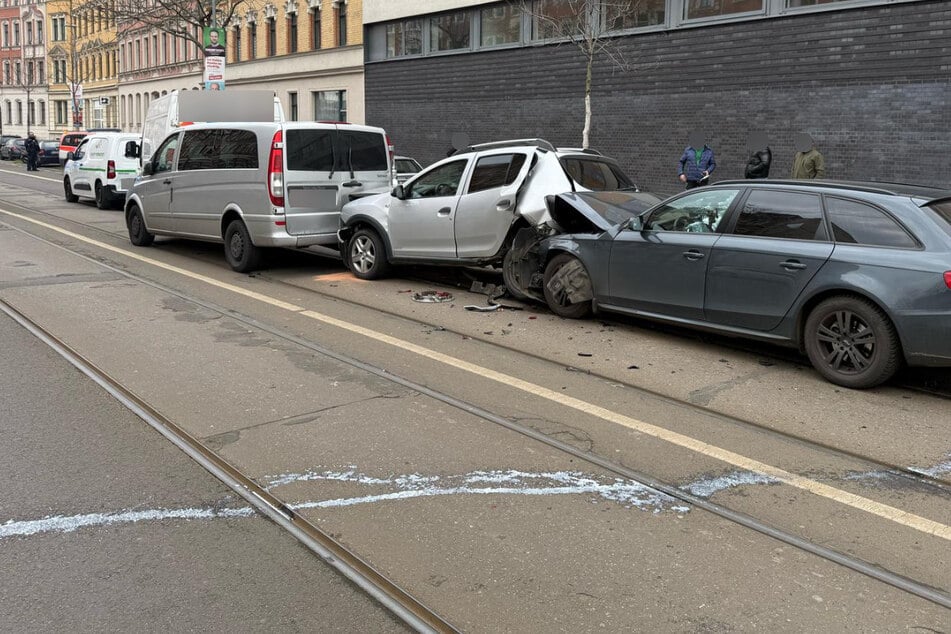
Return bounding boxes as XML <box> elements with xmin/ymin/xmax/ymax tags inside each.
<box><xmin>95</xmin><ymin>0</ymin><xmax>247</xmax><ymax>47</ymax></box>
<box><xmin>513</xmin><ymin>0</ymin><xmax>642</xmax><ymax>148</ymax></box>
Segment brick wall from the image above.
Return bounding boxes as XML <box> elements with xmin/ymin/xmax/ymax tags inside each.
<box><xmin>366</xmin><ymin>1</ymin><xmax>951</xmax><ymax>195</ymax></box>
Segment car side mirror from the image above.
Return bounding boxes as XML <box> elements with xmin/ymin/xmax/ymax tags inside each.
<box><xmin>125</xmin><ymin>141</ymin><xmax>140</xmax><ymax>159</ymax></box>
<box><xmin>142</xmin><ymin>162</ymin><xmax>154</xmax><ymax>176</ymax></box>
<box><xmin>66</xmin><ymin>151</ymin><xmax>74</xmax><ymax>161</ymax></box>
<box><xmin>392</xmin><ymin>185</ymin><xmax>405</xmax><ymax>200</ymax></box>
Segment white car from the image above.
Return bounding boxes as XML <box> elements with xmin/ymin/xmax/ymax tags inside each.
<box><xmin>64</xmin><ymin>132</ymin><xmax>142</xmax><ymax>209</ymax></box>
<box><xmin>338</xmin><ymin>139</ymin><xmax>642</xmax><ymax>297</ymax></box>
<box><xmin>394</xmin><ymin>155</ymin><xmax>422</xmax><ymax>184</ymax></box>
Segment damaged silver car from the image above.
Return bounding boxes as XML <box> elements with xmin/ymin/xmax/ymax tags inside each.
<box><xmin>523</xmin><ymin>182</ymin><xmax>951</xmax><ymax>389</ymax></box>
<box><xmin>337</xmin><ymin>139</ymin><xmax>643</xmax><ymax>299</ymax></box>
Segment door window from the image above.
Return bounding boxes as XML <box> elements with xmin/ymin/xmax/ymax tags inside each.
<box><xmin>286</xmin><ymin>129</ymin><xmax>334</xmax><ymax>171</ymax></box>
<box><xmin>406</xmin><ymin>160</ymin><xmax>467</xmax><ymax>198</ymax></box>
<box><xmin>153</xmin><ymin>134</ymin><xmax>179</xmax><ymax>174</ymax></box>
<box><xmin>825</xmin><ymin>197</ymin><xmax>918</xmax><ymax>248</ymax></box>
<box><xmin>467</xmin><ymin>153</ymin><xmax>526</xmax><ymax>193</ymax></box>
<box><xmin>562</xmin><ymin>158</ymin><xmax>633</xmax><ymax>191</ymax></box>
<box><xmin>733</xmin><ymin>190</ymin><xmax>826</xmax><ymax>240</ymax></box>
<box><xmin>339</xmin><ymin>130</ymin><xmax>387</xmax><ymax>171</ymax></box>
<box><xmin>72</xmin><ymin>138</ymin><xmax>89</xmax><ymax>160</ymax></box>
<box><xmin>646</xmin><ymin>188</ymin><xmax>739</xmax><ymax>233</ymax></box>
<box><xmin>177</xmin><ymin>130</ymin><xmax>218</xmax><ymax>171</ymax></box>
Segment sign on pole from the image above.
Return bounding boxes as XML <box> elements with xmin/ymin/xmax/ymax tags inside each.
<box><xmin>203</xmin><ymin>27</ymin><xmax>227</xmax><ymax>90</ymax></box>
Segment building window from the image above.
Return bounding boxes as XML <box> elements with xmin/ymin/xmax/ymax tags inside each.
<box><xmin>234</xmin><ymin>26</ymin><xmax>242</xmax><ymax>61</ymax></box>
<box><xmin>313</xmin><ymin>90</ymin><xmax>346</xmax><ymax>121</ymax></box>
<box><xmin>386</xmin><ymin>19</ymin><xmax>422</xmax><ymax>57</ymax></box>
<box><xmin>289</xmin><ymin>13</ymin><xmax>298</xmax><ymax>53</ymax></box>
<box><xmin>607</xmin><ymin>0</ymin><xmax>666</xmax><ymax>29</ymax></box>
<box><xmin>312</xmin><ymin>9</ymin><xmax>321</xmax><ymax>48</ymax></box>
<box><xmin>14</xmin><ymin>21</ymin><xmax>20</xmax><ymax>46</ymax></box>
<box><xmin>685</xmin><ymin>0</ymin><xmax>763</xmax><ymax>20</ymax></box>
<box><xmin>289</xmin><ymin>91</ymin><xmax>298</xmax><ymax>121</ymax></box>
<box><xmin>480</xmin><ymin>5</ymin><xmax>520</xmax><ymax>47</ymax></box>
<box><xmin>37</xmin><ymin>20</ymin><xmax>43</xmax><ymax>43</ymax></box>
<box><xmin>55</xmin><ymin>100</ymin><xmax>68</xmax><ymax>125</ymax></box>
<box><xmin>2</xmin><ymin>24</ymin><xmax>8</xmax><ymax>48</ymax></box>
<box><xmin>250</xmin><ymin>22</ymin><xmax>257</xmax><ymax>59</ymax></box>
<box><xmin>531</xmin><ymin>0</ymin><xmax>584</xmax><ymax>40</ymax></box>
<box><xmin>37</xmin><ymin>61</ymin><xmax>44</xmax><ymax>84</ymax></box>
<box><xmin>431</xmin><ymin>11</ymin><xmax>470</xmax><ymax>52</ymax></box>
<box><xmin>337</xmin><ymin>2</ymin><xmax>347</xmax><ymax>46</ymax></box>
<box><xmin>268</xmin><ymin>18</ymin><xmax>276</xmax><ymax>56</ymax></box>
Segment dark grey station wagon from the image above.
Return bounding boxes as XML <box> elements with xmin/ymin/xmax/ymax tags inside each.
<box><xmin>523</xmin><ymin>181</ymin><xmax>951</xmax><ymax>389</ymax></box>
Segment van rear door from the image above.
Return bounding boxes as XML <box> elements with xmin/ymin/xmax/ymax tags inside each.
<box><xmin>336</xmin><ymin>127</ymin><xmax>392</xmax><ymax>198</ymax></box>
<box><xmin>282</xmin><ymin>124</ymin><xmax>341</xmax><ymax>239</ymax></box>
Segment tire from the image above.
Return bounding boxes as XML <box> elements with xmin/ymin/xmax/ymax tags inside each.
<box><xmin>126</xmin><ymin>205</ymin><xmax>154</xmax><ymax>247</ymax></box>
<box><xmin>346</xmin><ymin>227</ymin><xmax>390</xmax><ymax>280</ymax></box>
<box><xmin>64</xmin><ymin>177</ymin><xmax>79</xmax><ymax>203</ymax></box>
<box><xmin>95</xmin><ymin>182</ymin><xmax>112</xmax><ymax>210</ymax></box>
<box><xmin>502</xmin><ymin>248</ymin><xmax>532</xmax><ymax>302</ymax></box>
<box><xmin>543</xmin><ymin>253</ymin><xmax>593</xmax><ymax>319</ymax></box>
<box><xmin>803</xmin><ymin>295</ymin><xmax>901</xmax><ymax>389</ymax></box>
<box><xmin>224</xmin><ymin>219</ymin><xmax>263</xmax><ymax>273</ymax></box>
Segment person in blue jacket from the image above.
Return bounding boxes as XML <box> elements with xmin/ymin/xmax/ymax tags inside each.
<box><xmin>678</xmin><ymin>133</ymin><xmax>716</xmax><ymax>189</ymax></box>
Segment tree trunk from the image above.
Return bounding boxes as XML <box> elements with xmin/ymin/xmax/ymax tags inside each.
<box><xmin>583</xmin><ymin>50</ymin><xmax>593</xmax><ymax>149</ymax></box>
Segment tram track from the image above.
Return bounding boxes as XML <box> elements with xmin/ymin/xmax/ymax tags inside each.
<box><xmin>2</xmin><ymin>206</ymin><xmax>951</xmax><ymax>611</ymax></box>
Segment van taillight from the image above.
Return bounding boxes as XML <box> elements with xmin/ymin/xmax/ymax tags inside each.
<box><xmin>944</xmin><ymin>272</ymin><xmax>951</xmax><ymax>289</ymax></box>
<box><xmin>385</xmin><ymin>134</ymin><xmax>395</xmax><ymax>182</ymax></box>
<box><xmin>268</xmin><ymin>130</ymin><xmax>284</xmax><ymax>208</ymax></box>
<box><xmin>107</xmin><ymin>160</ymin><xmax>116</xmax><ymax>180</ymax></box>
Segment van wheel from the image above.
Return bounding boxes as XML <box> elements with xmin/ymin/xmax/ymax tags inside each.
<box><xmin>543</xmin><ymin>253</ymin><xmax>593</xmax><ymax>319</ymax></box>
<box><xmin>126</xmin><ymin>205</ymin><xmax>154</xmax><ymax>247</ymax></box>
<box><xmin>95</xmin><ymin>182</ymin><xmax>113</xmax><ymax>210</ymax></box>
<box><xmin>347</xmin><ymin>227</ymin><xmax>389</xmax><ymax>280</ymax></box>
<box><xmin>64</xmin><ymin>178</ymin><xmax>79</xmax><ymax>203</ymax></box>
<box><xmin>224</xmin><ymin>219</ymin><xmax>263</xmax><ymax>273</ymax></box>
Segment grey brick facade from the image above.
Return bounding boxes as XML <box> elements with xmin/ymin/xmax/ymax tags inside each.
<box><xmin>366</xmin><ymin>1</ymin><xmax>951</xmax><ymax>196</ymax></box>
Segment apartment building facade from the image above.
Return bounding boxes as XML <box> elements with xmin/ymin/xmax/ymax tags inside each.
<box><xmin>363</xmin><ymin>0</ymin><xmax>951</xmax><ymax>193</ymax></box>
<box><xmin>1</xmin><ymin>0</ymin><xmax>48</xmax><ymax>138</ymax></box>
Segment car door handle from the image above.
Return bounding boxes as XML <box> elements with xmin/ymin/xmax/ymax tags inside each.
<box><xmin>342</xmin><ymin>180</ymin><xmax>362</xmax><ymax>187</ymax></box>
<box><xmin>682</xmin><ymin>250</ymin><xmax>705</xmax><ymax>261</ymax></box>
<box><xmin>163</xmin><ymin>179</ymin><xmax>172</xmax><ymax>185</ymax></box>
<box><xmin>437</xmin><ymin>207</ymin><xmax>451</xmax><ymax>216</ymax></box>
<box><xmin>781</xmin><ymin>260</ymin><xmax>808</xmax><ymax>270</ymax></box>
<box><xmin>497</xmin><ymin>199</ymin><xmax>512</xmax><ymax>211</ymax></box>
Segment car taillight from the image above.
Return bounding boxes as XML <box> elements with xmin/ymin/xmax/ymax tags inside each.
<box><xmin>107</xmin><ymin>160</ymin><xmax>116</xmax><ymax>180</ymax></box>
<box><xmin>385</xmin><ymin>134</ymin><xmax>395</xmax><ymax>181</ymax></box>
<box><xmin>267</xmin><ymin>130</ymin><xmax>284</xmax><ymax>208</ymax></box>
<box><xmin>944</xmin><ymin>271</ymin><xmax>951</xmax><ymax>289</ymax></box>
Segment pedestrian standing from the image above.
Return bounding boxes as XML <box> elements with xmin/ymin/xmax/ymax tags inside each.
<box><xmin>678</xmin><ymin>133</ymin><xmax>716</xmax><ymax>189</ymax></box>
<box><xmin>744</xmin><ymin>132</ymin><xmax>772</xmax><ymax>179</ymax></box>
<box><xmin>791</xmin><ymin>133</ymin><xmax>825</xmax><ymax>179</ymax></box>
<box><xmin>24</xmin><ymin>132</ymin><xmax>40</xmax><ymax>171</ymax></box>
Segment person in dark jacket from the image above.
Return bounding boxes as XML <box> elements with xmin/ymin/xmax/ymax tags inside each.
<box><xmin>24</xmin><ymin>132</ymin><xmax>40</xmax><ymax>171</ymax></box>
<box><xmin>678</xmin><ymin>132</ymin><xmax>716</xmax><ymax>189</ymax></box>
<box><xmin>744</xmin><ymin>132</ymin><xmax>771</xmax><ymax>179</ymax></box>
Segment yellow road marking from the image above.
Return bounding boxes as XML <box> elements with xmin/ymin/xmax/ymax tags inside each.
<box><xmin>3</xmin><ymin>206</ymin><xmax>950</xmax><ymax>541</ymax></box>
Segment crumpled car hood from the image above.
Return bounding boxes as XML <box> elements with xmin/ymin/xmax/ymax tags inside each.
<box><xmin>546</xmin><ymin>191</ymin><xmax>663</xmax><ymax>233</ymax></box>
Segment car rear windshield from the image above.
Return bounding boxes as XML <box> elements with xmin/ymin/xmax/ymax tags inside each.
<box><xmin>395</xmin><ymin>158</ymin><xmax>419</xmax><ymax>173</ymax></box>
<box><xmin>62</xmin><ymin>134</ymin><xmax>85</xmax><ymax>146</ymax></box>
<box><xmin>41</xmin><ymin>142</ymin><xmax>59</xmax><ymax>150</ymax></box>
<box><xmin>561</xmin><ymin>158</ymin><xmax>634</xmax><ymax>191</ymax></box>
<box><xmin>926</xmin><ymin>200</ymin><xmax>951</xmax><ymax>238</ymax></box>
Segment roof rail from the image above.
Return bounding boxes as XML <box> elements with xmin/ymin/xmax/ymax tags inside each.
<box><xmin>467</xmin><ymin>138</ymin><xmax>556</xmax><ymax>152</ymax></box>
<box><xmin>713</xmin><ymin>179</ymin><xmax>919</xmax><ymax>197</ymax></box>
<box><xmin>556</xmin><ymin>147</ymin><xmax>603</xmax><ymax>156</ymax></box>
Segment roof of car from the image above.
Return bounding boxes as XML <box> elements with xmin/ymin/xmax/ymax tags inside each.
<box><xmin>714</xmin><ymin>179</ymin><xmax>951</xmax><ymax>200</ymax></box>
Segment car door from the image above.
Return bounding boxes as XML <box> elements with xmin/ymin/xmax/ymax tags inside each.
<box><xmin>67</xmin><ymin>138</ymin><xmax>94</xmax><ymax>196</ymax></box>
<box><xmin>337</xmin><ymin>128</ymin><xmax>392</xmax><ymax>197</ymax></box>
<box><xmin>283</xmin><ymin>125</ymin><xmax>341</xmax><ymax>238</ymax></box>
<box><xmin>704</xmin><ymin>189</ymin><xmax>834</xmax><ymax>331</ymax></box>
<box><xmin>169</xmin><ymin>128</ymin><xmax>224</xmax><ymax>238</ymax></box>
<box><xmin>136</xmin><ymin>133</ymin><xmax>180</xmax><ymax>232</ymax></box>
<box><xmin>388</xmin><ymin>158</ymin><xmax>470</xmax><ymax>259</ymax></box>
<box><xmin>453</xmin><ymin>150</ymin><xmax>534</xmax><ymax>258</ymax></box>
<box><xmin>607</xmin><ymin>188</ymin><xmax>742</xmax><ymax>320</ymax></box>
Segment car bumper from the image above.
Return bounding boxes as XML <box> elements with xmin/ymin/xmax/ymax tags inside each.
<box><xmin>246</xmin><ymin>215</ymin><xmax>338</xmax><ymax>248</ymax></box>
<box><xmin>899</xmin><ymin>312</ymin><xmax>951</xmax><ymax>368</ymax></box>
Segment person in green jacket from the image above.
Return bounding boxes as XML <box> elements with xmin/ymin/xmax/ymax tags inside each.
<box><xmin>791</xmin><ymin>133</ymin><xmax>825</xmax><ymax>179</ymax></box>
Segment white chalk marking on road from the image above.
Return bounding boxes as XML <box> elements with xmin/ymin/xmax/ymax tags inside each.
<box><xmin>3</xmin><ymin>207</ymin><xmax>950</xmax><ymax>542</ymax></box>
<box><xmin>0</xmin><ymin>507</ymin><xmax>254</xmax><ymax>539</ymax></box>
<box><xmin>682</xmin><ymin>470</ymin><xmax>780</xmax><ymax>498</ymax></box>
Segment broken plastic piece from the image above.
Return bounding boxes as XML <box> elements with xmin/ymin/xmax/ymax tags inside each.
<box><xmin>412</xmin><ymin>290</ymin><xmax>453</xmax><ymax>303</ymax></box>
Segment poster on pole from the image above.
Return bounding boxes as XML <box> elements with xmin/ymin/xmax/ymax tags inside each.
<box><xmin>203</xmin><ymin>27</ymin><xmax>226</xmax><ymax>90</ymax></box>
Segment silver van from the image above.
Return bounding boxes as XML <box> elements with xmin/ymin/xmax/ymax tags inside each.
<box><xmin>124</xmin><ymin>121</ymin><xmax>393</xmax><ymax>272</ymax></box>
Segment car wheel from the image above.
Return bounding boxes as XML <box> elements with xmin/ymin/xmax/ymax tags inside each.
<box><xmin>95</xmin><ymin>182</ymin><xmax>112</xmax><ymax>210</ymax></box>
<box><xmin>64</xmin><ymin>177</ymin><xmax>79</xmax><ymax>203</ymax></box>
<box><xmin>502</xmin><ymin>247</ymin><xmax>532</xmax><ymax>302</ymax></box>
<box><xmin>347</xmin><ymin>227</ymin><xmax>390</xmax><ymax>280</ymax></box>
<box><xmin>543</xmin><ymin>253</ymin><xmax>593</xmax><ymax>319</ymax></box>
<box><xmin>126</xmin><ymin>205</ymin><xmax>154</xmax><ymax>247</ymax></box>
<box><xmin>224</xmin><ymin>219</ymin><xmax>263</xmax><ymax>273</ymax></box>
<box><xmin>804</xmin><ymin>296</ymin><xmax>901</xmax><ymax>389</ymax></box>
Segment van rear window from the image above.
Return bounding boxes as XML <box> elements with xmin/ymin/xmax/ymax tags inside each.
<box><xmin>286</xmin><ymin>130</ymin><xmax>335</xmax><ymax>171</ymax></box>
<box><xmin>62</xmin><ymin>134</ymin><xmax>85</xmax><ymax>146</ymax></box>
<box><xmin>340</xmin><ymin>131</ymin><xmax>388</xmax><ymax>171</ymax></box>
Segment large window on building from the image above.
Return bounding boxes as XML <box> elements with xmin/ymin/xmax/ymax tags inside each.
<box><xmin>786</xmin><ymin>0</ymin><xmax>854</xmax><ymax>6</ymax></box>
<box><xmin>234</xmin><ymin>25</ymin><xmax>242</xmax><ymax>61</ymax></box>
<box><xmin>250</xmin><ymin>22</ymin><xmax>257</xmax><ymax>59</ymax></box>
<box><xmin>268</xmin><ymin>18</ymin><xmax>276</xmax><ymax>56</ymax></box>
<box><xmin>289</xmin><ymin>13</ymin><xmax>298</xmax><ymax>53</ymax></box>
<box><xmin>313</xmin><ymin>90</ymin><xmax>346</xmax><ymax>122</ymax></box>
<box><xmin>607</xmin><ymin>0</ymin><xmax>666</xmax><ymax>29</ymax></box>
<box><xmin>685</xmin><ymin>0</ymin><xmax>764</xmax><ymax>20</ymax></box>
<box><xmin>337</xmin><ymin>2</ymin><xmax>347</xmax><ymax>46</ymax></box>
<box><xmin>386</xmin><ymin>19</ymin><xmax>422</xmax><ymax>57</ymax></box>
<box><xmin>55</xmin><ymin>100</ymin><xmax>69</xmax><ymax>125</ymax></box>
<box><xmin>431</xmin><ymin>11</ymin><xmax>470</xmax><ymax>52</ymax></box>
<box><xmin>531</xmin><ymin>0</ymin><xmax>585</xmax><ymax>40</ymax></box>
<box><xmin>480</xmin><ymin>5</ymin><xmax>520</xmax><ymax>47</ymax></box>
<box><xmin>312</xmin><ymin>9</ymin><xmax>321</xmax><ymax>48</ymax></box>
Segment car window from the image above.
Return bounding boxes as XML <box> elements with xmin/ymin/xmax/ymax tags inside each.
<box><xmin>153</xmin><ymin>135</ymin><xmax>179</xmax><ymax>174</ymax></box>
<box><xmin>62</xmin><ymin>134</ymin><xmax>85</xmax><ymax>146</ymax></box>
<box><xmin>733</xmin><ymin>190</ymin><xmax>827</xmax><ymax>241</ymax></box>
<box><xmin>467</xmin><ymin>153</ymin><xmax>526</xmax><ymax>194</ymax></box>
<box><xmin>562</xmin><ymin>158</ymin><xmax>633</xmax><ymax>191</ymax></box>
<box><xmin>925</xmin><ymin>200</ymin><xmax>951</xmax><ymax>239</ymax></box>
<box><xmin>218</xmin><ymin>130</ymin><xmax>258</xmax><ymax>169</ymax></box>
<box><xmin>646</xmin><ymin>189</ymin><xmax>740</xmax><ymax>233</ymax></box>
<box><xmin>395</xmin><ymin>158</ymin><xmax>420</xmax><ymax>173</ymax></box>
<box><xmin>340</xmin><ymin>130</ymin><xmax>387</xmax><ymax>171</ymax></box>
<box><xmin>72</xmin><ymin>139</ymin><xmax>89</xmax><ymax>159</ymax></box>
<box><xmin>178</xmin><ymin>130</ymin><xmax>218</xmax><ymax>171</ymax></box>
<box><xmin>825</xmin><ymin>197</ymin><xmax>918</xmax><ymax>248</ymax></box>
<box><xmin>286</xmin><ymin>129</ymin><xmax>335</xmax><ymax>172</ymax></box>
<box><xmin>178</xmin><ymin>129</ymin><xmax>258</xmax><ymax>171</ymax></box>
<box><xmin>406</xmin><ymin>160</ymin><xmax>467</xmax><ymax>198</ymax></box>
